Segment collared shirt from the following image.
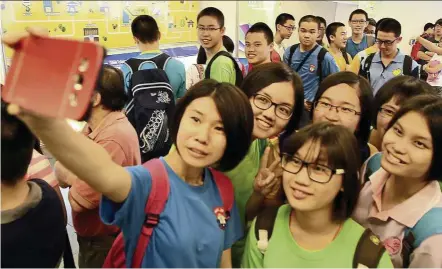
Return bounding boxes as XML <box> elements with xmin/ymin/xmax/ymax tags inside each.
<box><xmin>57</xmin><ymin>111</ymin><xmax>141</xmax><ymax>237</ymax></box>
<box><xmin>348</xmin><ymin>45</ymin><xmax>378</xmax><ymax>75</ymax></box>
<box><xmin>360</xmin><ymin>50</ymin><xmax>420</xmax><ymax>95</ymax></box>
<box><xmin>353</xmin><ymin>168</ymin><xmax>442</xmax><ymax>268</ymax></box>
<box><xmin>121</xmin><ymin>50</ymin><xmax>186</xmax><ymax>100</ymax></box>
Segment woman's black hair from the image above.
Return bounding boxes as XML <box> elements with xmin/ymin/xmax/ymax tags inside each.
<box><xmin>373</xmin><ymin>76</ymin><xmax>437</xmax><ymax>128</ymax></box>
<box><xmin>170</xmin><ymin>79</ymin><xmax>254</xmax><ymax>171</ymax></box>
<box><xmin>385</xmin><ymin>95</ymin><xmax>442</xmax><ymax>180</ymax></box>
<box><xmin>282</xmin><ymin>122</ymin><xmax>361</xmax><ymax>221</ymax></box>
<box><xmin>241</xmin><ymin>62</ymin><xmax>304</xmax><ymax>144</ymax></box>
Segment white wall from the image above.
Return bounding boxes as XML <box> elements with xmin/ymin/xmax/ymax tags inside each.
<box><xmin>360</xmin><ymin>1</ymin><xmax>442</xmax><ymax>54</ymax></box>
<box><xmin>0</xmin><ymin>16</ymin><xmax>6</xmax><ymax>85</ymax></box>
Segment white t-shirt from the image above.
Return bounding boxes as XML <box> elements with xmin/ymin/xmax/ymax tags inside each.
<box><xmin>185</xmin><ymin>64</ymin><xmax>206</xmax><ymax>90</ymax></box>
<box><xmin>427</xmin><ymin>54</ymin><xmax>442</xmax><ymax>87</ymax></box>
<box><xmin>273</xmin><ymin>42</ymin><xmax>286</xmax><ymax>60</ymax></box>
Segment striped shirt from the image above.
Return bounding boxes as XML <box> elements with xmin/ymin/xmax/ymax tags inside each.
<box><xmin>27</xmin><ymin>150</ymin><xmax>58</xmax><ymax>188</ymax></box>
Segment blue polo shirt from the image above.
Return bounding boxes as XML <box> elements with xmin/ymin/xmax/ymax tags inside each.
<box><xmin>284</xmin><ymin>45</ymin><xmax>339</xmax><ymax>101</ymax></box>
<box><xmin>360</xmin><ymin>50</ymin><xmax>420</xmax><ymax>95</ymax></box>
<box><xmin>121</xmin><ymin>51</ymin><xmax>186</xmax><ymax>100</ymax></box>
<box><xmin>100</xmin><ymin>158</ymin><xmax>243</xmax><ymax>268</ymax></box>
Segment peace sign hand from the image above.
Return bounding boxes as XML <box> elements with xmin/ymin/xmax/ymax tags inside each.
<box><xmin>253</xmin><ymin>146</ymin><xmax>282</xmax><ymax>198</ymax></box>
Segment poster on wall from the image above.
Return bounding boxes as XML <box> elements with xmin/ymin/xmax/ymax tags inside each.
<box><xmin>0</xmin><ymin>1</ymin><xmax>200</xmax><ymax>64</ymax></box>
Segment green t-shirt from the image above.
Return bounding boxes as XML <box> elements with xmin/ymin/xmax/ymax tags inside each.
<box><xmin>225</xmin><ymin>138</ymin><xmax>267</xmax><ymax>267</ymax></box>
<box><xmin>207</xmin><ymin>47</ymin><xmax>236</xmax><ymax>85</ymax></box>
<box><xmin>242</xmin><ymin>204</ymin><xmax>394</xmax><ymax>268</ymax></box>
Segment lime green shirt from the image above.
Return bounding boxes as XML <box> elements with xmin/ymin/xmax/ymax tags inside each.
<box><xmin>225</xmin><ymin>138</ymin><xmax>267</xmax><ymax>267</ymax></box>
<box><xmin>207</xmin><ymin>47</ymin><xmax>236</xmax><ymax>84</ymax></box>
<box><xmin>242</xmin><ymin>205</ymin><xmax>394</xmax><ymax>268</ymax></box>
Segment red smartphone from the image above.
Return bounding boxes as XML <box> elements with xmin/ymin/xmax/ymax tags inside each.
<box><xmin>2</xmin><ymin>35</ymin><xmax>104</xmax><ymax>119</ymax></box>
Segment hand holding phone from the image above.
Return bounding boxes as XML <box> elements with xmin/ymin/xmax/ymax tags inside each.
<box><xmin>2</xmin><ymin>31</ymin><xmax>104</xmax><ymax>120</ymax></box>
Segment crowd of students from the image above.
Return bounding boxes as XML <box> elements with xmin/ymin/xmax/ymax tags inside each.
<box><xmin>1</xmin><ymin>5</ymin><xmax>442</xmax><ymax>269</ymax></box>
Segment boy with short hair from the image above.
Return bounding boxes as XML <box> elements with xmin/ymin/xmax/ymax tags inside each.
<box><xmin>274</xmin><ymin>13</ymin><xmax>295</xmax><ymax>59</ymax></box>
<box><xmin>346</xmin><ymin>9</ymin><xmax>375</xmax><ymax>58</ymax></box>
<box><xmin>326</xmin><ymin>22</ymin><xmax>352</xmax><ymax>71</ymax></box>
<box><xmin>245</xmin><ymin>22</ymin><xmax>279</xmax><ymax>74</ymax></box>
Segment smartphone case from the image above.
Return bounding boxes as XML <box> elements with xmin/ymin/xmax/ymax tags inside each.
<box><xmin>2</xmin><ymin>35</ymin><xmax>104</xmax><ymax>119</ymax></box>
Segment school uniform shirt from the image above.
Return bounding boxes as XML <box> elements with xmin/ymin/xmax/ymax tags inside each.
<box><xmin>346</xmin><ymin>35</ymin><xmax>370</xmax><ymax>58</ymax></box>
<box><xmin>58</xmin><ymin>111</ymin><xmax>141</xmax><ymax>237</ymax></box>
<box><xmin>242</xmin><ymin>204</ymin><xmax>393</xmax><ymax>268</ymax></box>
<box><xmin>348</xmin><ymin>45</ymin><xmax>378</xmax><ymax>75</ymax></box>
<box><xmin>100</xmin><ymin>157</ymin><xmax>243</xmax><ymax>268</ymax></box>
<box><xmin>360</xmin><ymin>50</ymin><xmax>420</xmax><ymax>95</ymax></box>
<box><xmin>327</xmin><ymin>49</ymin><xmax>352</xmax><ymax>71</ymax></box>
<box><xmin>427</xmin><ymin>53</ymin><xmax>442</xmax><ymax>88</ymax></box>
<box><xmin>353</xmin><ymin>168</ymin><xmax>442</xmax><ymax>268</ymax></box>
<box><xmin>206</xmin><ymin>47</ymin><xmax>237</xmax><ymax>85</ymax></box>
<box><xmin>225</xmin><ymin>138</ymin><xmax>268</xmax><ymax>267</ymax></box>
<box><xmin>283</xmin><ymin>45</ymin><xmax>339</xmax><ymax>102</ymax></box>
<box><xmin>121</xmin><ymin>50</ymin><xmax>187</xmax><ymax>100</ymax></box>
<box><xmin>273</xmin><ymin>42</ymin><xmax>286</xmax><ymax>61</ymax></box>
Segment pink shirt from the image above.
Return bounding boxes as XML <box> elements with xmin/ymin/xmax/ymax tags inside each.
<box><xmin>353</xmin><ymin>168</ymin><xmax>442</xmax><ymax>268</ymax></box>
<box><xmin>27</xmin><ymin>150</ymin><xmax>58</xmax><ymax>188</ymax></box>
<box><xmin>57</xmin><ymin>111</ymin><xmax>141</xmax><ymax>237</ymax></box>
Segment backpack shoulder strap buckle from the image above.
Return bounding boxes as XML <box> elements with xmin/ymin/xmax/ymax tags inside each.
<box><xmin>257</xmin><ymin>229</ymin><xmax>270</xmax><ymax>254</ymax></box>
<box><xmin>144</xmin><ymin>213</ymin><xmax>160</xmax><ymax>228</ymax></box>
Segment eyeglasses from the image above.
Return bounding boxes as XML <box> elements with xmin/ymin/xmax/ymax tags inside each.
<box><xmin>314</xmin><ymin>101</ymin><xmax>361</xmax><ymax>116</ymax></box>
<box><xmin>375</xmin><ymin>38</ymin><xmax>398</xmax><ymax>46</ymax></box>
<box><xmin>253</xmin><ymin>94</ymin><xmax>293</xmax><ymax>119</ymax></box>
<box><xmin>379</xmin><ymin>107</ymin><xmax>396</xmax><ymax>118</ymax></box>
<box><xmin>196</xmin><ymin>26</ymin><xmax>221</xmax><ymax>32</ymax></box>
<box><xmin>351</xmin><ymin>20</ymin><xmax>367</xmax><ymax>24</ymax></box>
<box><xmin>281</xmin><ymin>154</ymin><xmax>345</xmax><ymax>184</ymax></box>
<box><xmin>281</xmin><ymin>25</ymin><xmax>296</xmax><ymax>31</ymax></box>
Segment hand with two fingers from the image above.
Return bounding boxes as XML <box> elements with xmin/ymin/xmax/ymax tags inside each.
<box><xmin>253</xmin><ymin>145</ymin><xmax>283</xmax><ymax>199</ymax></box>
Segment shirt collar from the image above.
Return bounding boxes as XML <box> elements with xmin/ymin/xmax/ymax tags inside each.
<box><xmin>83</xmin><ymin>111</ymin><xmax>126</xmax><ymax>140</ymax></box>
<box><xmin>140</xmin><ymin>49</ymin><xmax>162</xmax><ymax>55</ymax></box>
<box><xmin>372</xmin><ymin>49</ymin><xmax>403</xmax><ymax>63</ymax></box>
<box><xmin>369</xmin><ymin>168</ymin><xmax>441</xmax><ymax>227</ymax></box>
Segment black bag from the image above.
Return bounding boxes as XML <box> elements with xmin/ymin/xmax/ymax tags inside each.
<box><xmin>124</xmin><ymin>54</ymin><xmax>175</xmax><ymax>163</ymax></box>
<box><xmin>205</xmin><ymin>51</ymin><xmax>243</xmax><ymax>86</ymax></box>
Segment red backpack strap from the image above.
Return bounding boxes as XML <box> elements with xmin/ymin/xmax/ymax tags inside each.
<box><xmin>131</xmin><ymin>159</ymin><xmax>170</xmax><ymax>268</ymax></box>
<box><xmin>209</xmin><ymin>168</ymin><xmax>234</xmax><ymax>213</ymax></box>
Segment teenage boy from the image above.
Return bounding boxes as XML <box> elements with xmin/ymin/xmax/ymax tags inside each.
<box><xmin>418</xmin><ymin>19</ymin><xmax>442</xmax><ymax>66</ymax></box>
<box><xmin>245</xmin><ymin>22</ymin><xmax>275</xmax><ymax>74</ymax></box>
<box><xmin>121</xmin><ymin>15</ymin><xmax>186</xmax><ymax>100</ymax></box>
<box><xmin>326</xmin><ymin>22</ymin><xmax>352</xmax><ymax>71</ymax></box>
<box><xmin>316</xmin><ymin>16</ymin><xmax>327</xmax><ymax>47</ymax></box>
<box><xmin>284</xmin><ymin>15</ymin><xmax>339</xmax><ymax>113</ymax></box>
<box><xmin>274</xmin><ymin>13</ymin><xmax>295</xmax><ymax>59</ymax></box>
<box><xmin>197</xmin><ymin>7</ymin><xmax>242</xmax><ymax>86</ymax></box>
<box><xmin>359</xmin><ymin>18</ymin><xmax>420</xmax><ymax>95</ymax></box>
<box><xmin>346</xmin><ymin>9</ymin><xmax>375</xmax><ymax>58</ymax></box>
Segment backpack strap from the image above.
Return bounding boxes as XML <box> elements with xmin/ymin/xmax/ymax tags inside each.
<box><xmin>402</xmin><ymin>207</ymin><xmax>442</xmax><ymax>268</ymax></box>
<box><xmin>359</xmin><ymin>52</ymin><xmax>376</xmax><ymax>82</ymax></box>
<box><xmin>209</xmin><ymin>168</ymin><xmax>234</xmax><ymax>212</ymax></box>
<box><xmin>254</xmin><ymin>205</ymin><xmax>280</xmax><ymax>254</ymax></box>
<box><xmin>402</xmin><ymin>55</ymin><xmax>413</xmax><ymax>76</ymax></box>
<box><xmin>131</xmin><ymin>159</ymin><xmax>170</xmax><ymax>268</ymax></box>
<box><xmin>149</xmin><ymin>53</ymin><xmax>171</xmax><ymax>70</ymax></box>
<box><xmin>342</xmin><ymin>49</ymin><xmax>350</xmax><ymax>65</ymax></box>
<box><xmin>353</xmin><ymin>229</ymin><xmax>386</xmax><ymax>268</ymax></box>
<box><xmin>287</xmin><ymin>44</ymin><xmax>299</xmax><ymax>66</ymax></box>
<box><xmin>364</xmin><ymin>152</ymin><xmax>383</xmax><ymax>183</ymax></box>
<box><xmin>295</xmin><ymin>44</ymin><xmax>317</xmax><ymax>73</ymax></box>
<box><xmin>316</xmin><ymin>47</ymin><xmax>328</xmax><ymax>83</ymax></box>
<box><xmin>205</xmin><ymin>51</ymin><xmax>243</xmax><ymax>86</ymax></box>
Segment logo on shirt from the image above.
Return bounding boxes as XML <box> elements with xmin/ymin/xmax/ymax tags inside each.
<box><xmin>383</xmin><ymin>236</ymin><xmax>402</xmax><ymax>255</ymax></box>
<box><xmin>309</xmin><ymin>64</ymin><xmax>316</xmax><ymax>73</ymax></box>
<box><xmin>213</xmin><ymin>207</ymin><xmax>230</xmax><ymax>230</ymax></box>
<box><xmin>392</xmin><ymin>68</ymin><xmax>403</xmax><ymax>76</ymax></box>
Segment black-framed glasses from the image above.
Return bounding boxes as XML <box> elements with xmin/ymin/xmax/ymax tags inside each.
<box><xmin>281</xmin><ymin>25</ymin><xmax>296</xmax><ymax>31</ymax></box>
<box><xmin>375</xmin><ymin>38</ymin><xmax>399</xmax><ymax>46</ymax></box>
<box><xmin>253</xmin><ymin>94</ymin><xmax>293</xmax><ymax>119</ymax></box>
<box><xmin>314</xmin><ymin>101</ymin><xmax>361</xmax><ymax>116</ymax></box>
<box><xmin>379</xmin><ymin>107</ymin><xmax>396</xmax><ymax>118</ymax></box>
<box><xmin>281</xmin><ymin>154</ymin><xmax>345</xmax><ymax>184</ymax></box>
<box><xmin>350</xmin><ymin>20</ymin><xmax>367</xmax><ymax>24</ymax></box>
<box><xmin>196</xmin><ymin>26</ymin><xmax>221</xmax><ymax>32</ymax></box>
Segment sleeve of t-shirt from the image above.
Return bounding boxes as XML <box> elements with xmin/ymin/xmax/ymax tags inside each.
<box><xmin>120</xmin><ymin>63</ymin><xmax>132</xmax><ymax>94</ymax></box>
<box><xmin>409</xmin><ymin>234</ymin><xmax>442</xmax><ymax>268</ymax></box>
<box><xmin>410</xmin><ymin>60</ymin><xmax>420</xmax><ymax>78</ymax></box>
<box><xmin>223</xmin><ymin>200</ymin><xmax>244</xmax><ymax>250</ymax></box>
<box><xmin>322</xmin><ymin>53</ymin><xmax>340</xmax><ymax>77</ymax></box>
<box><xmin>283</xmin><ymin>47</ymin><xmax>290</xmax><ymax>65</ymax></box>
<box><xmin>166</xmin><ymin>59</ymin><xmax>187</xmax><ymax>99</ymax></box>
<box><xmin>209</xmin><ymin>56</ymin><xmax>235</xmax><ymax>84</ymax></box>
<box><xmin>377</xmin><ymin>250</ymin><xmax>394</xmax><ymax>268</ymax></box>
<box><xmin>241</xmin><ymin>218</ymin><xmax>264</xmax><ymax>268</ymax></box>
<box><xmin>100</xmin><ymin>165</ymin><xmax>152</xmax><ymax>231</ymax></box>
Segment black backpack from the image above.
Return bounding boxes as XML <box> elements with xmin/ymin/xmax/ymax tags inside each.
<box><xmin>124</xmin><ymin>54</ymin><xmax>175</xmax><ymax>163</ymax></box>
<box><xmin>287</xmin><ymin>44</ymin><xmax>329</xmax><ymax>83</ymax></box>
<box><xmin>205</xmin><ymin>51</ymin><xmax>243</xmax><ymax>86</ymax></box>
<box><xmin>255</xmin><ymin>205</ymin><xmax>387</xmax><ymax>268</ymax></box>
<box><xmin>359</xmin><ymin>53</ymin><xmax>413</xmax><ymax>82</ymax></box>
